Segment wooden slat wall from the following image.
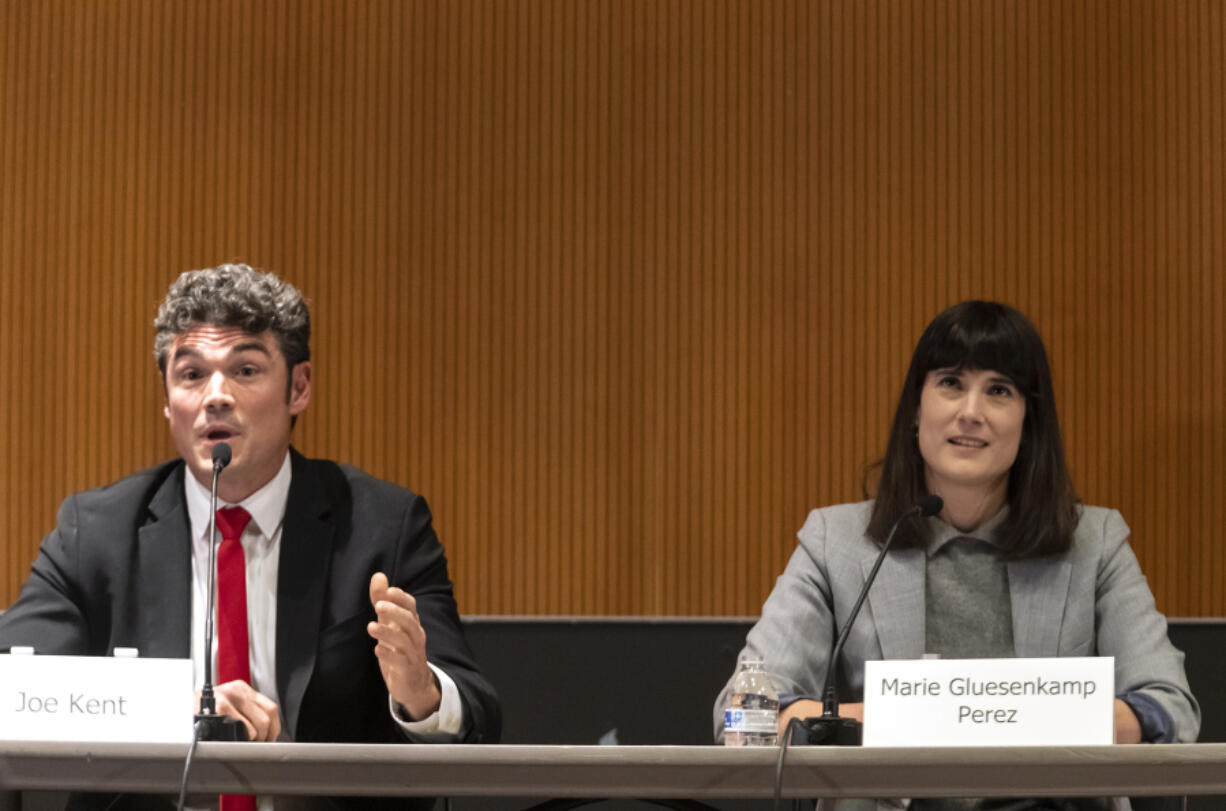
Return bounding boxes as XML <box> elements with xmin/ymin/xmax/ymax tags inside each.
<box><xmin>1</xmin><ymin>0</ymin><xmax>1223</xmax><ymax>617</ymax></box>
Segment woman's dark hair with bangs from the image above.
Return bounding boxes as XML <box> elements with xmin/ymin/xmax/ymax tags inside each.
<box><xmin>866</xmin><ymin>301</ymin><xmax>1079</xmax><ymax>558</ymax></box>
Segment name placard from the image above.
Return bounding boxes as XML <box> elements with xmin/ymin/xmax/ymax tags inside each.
<box><xmin>0</xmin><ymin>654</ymin><xmax>193</xmax><ymax>742</ymax></box>
<box><xmin>862</xmin><ymin>656</ymin><xmax>1114</xmax><ymax>747</ymax></box>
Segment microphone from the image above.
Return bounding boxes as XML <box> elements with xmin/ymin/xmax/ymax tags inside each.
<box><xmin>193</xmin><ymin>442</ymin><xmax>247</xmax><ymax>742</ymax></box>
<box><xmin>212</xmin><ymin>441</ymin><xmax>232</xmax><ymax>471</ymax></box>
<box><xmin>791</xmin><ymin>494</ymin><xmax>943</xmax><ymax>746</ymax></box>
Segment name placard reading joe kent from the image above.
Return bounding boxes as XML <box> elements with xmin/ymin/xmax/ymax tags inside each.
<box><xmin>0</xmin><ymin>654</ymin><xmax>193</xmax><ymax>743</ymax></box>
<box><xmin>863</xmin><ymin>656</ymin><xmax>1114</xmax><ymax>747</ymax></box>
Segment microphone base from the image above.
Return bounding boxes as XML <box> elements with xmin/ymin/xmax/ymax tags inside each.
<box><xmin>789</xmin><ymin>715</ymin><xmax>862</xmax><ymax>746</ymax></box>
<box><xmin>194</xmin><ymin>712</ymin><xmax>249</xmax><ymax>742</ymax></box>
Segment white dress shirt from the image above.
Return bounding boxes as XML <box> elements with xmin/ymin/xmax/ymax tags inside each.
<box><xmin>187</xmin><ymin>451</ymin><xmax>465</xmax><ymax>740</ymax></box>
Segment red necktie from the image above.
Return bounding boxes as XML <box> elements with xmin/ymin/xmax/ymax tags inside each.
<box><xmin>215</xmin><ymin>506</ymin><xmax>256</xmax><ymax>811</ymax></box>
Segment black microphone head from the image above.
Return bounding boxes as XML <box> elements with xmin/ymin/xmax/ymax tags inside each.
<box><xmin>919</xmin><ymin>494</ymin><xmax>944</xmax><ymax>517</ymax></box>
<box><xmin>212</xmin><ymin>442</ymin><xmax>232</xmax><ymax>470</ymax></box>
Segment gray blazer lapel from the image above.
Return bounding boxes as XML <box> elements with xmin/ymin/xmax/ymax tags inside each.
<box><xmin>863</xmin><ymin>547</ymin><xmax>926</xmax><ymax>660</ymax></box>
<box><xmin>1007</xmin><ymin>556</ymin><xmax>1072</xmax><ymax>658</ymax></box>
<box><xmin>276</xmin><ymin>451</ymin><xmax>335</xmax><ymax>738</ymax></box>
<box><xmin>137</xmin><ymin>465</ymin><xmax>192</xmax><ymax>658</ymax></box>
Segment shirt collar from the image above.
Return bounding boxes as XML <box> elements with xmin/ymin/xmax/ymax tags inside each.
<box><xmin>185</xmin><ymin>451</ymin><xmax>293</xmax><ymax>541</ymax></box>
<box><xmin>925</xmin><ymin>503</ymin><xmax>1010</xmax><ymax>557</ymax></box>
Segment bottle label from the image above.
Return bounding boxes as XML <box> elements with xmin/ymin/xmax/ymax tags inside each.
<box><xmin>724</xmin><ymin>708</ymin><xmax>776</xmax><ymax>733</ymax></box>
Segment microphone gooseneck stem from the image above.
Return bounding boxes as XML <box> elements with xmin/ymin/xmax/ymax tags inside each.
<box><xmin>191</xmin><ymin>442</ymin><xmax>247</xmax><ymax>745</ymax></box>
<box><xmin>819</xmin><ymin>502</ymin><xmax>922</xmax><ymax>717</ymax></box>
<box><xmin>199</xmin><ymin>460</ymin><xmax>223</xmax><ymax>715</ymax></box>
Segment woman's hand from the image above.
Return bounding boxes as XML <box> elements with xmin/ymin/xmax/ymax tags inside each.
<box><xmin>1114</xmin><ymin>698</ymin><xmax>1142</xmax><ymax>744</ymax></box>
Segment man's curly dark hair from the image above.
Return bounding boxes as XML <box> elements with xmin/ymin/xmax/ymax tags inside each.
<box><xmin>153</xmin><ymin>263</ymin><xmax>311</xmax><ymax>375</ymax></box>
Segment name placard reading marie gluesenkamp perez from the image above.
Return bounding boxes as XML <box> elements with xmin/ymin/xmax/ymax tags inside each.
<box><xmin>862</xmin><ymin>656</ymin><xmax>1114</xmax><ymax>746</ymax></box>
<box><xmin>0</xmin><ymin>653</ymin><xmax>193</xmax><ymax>743</ymax></box>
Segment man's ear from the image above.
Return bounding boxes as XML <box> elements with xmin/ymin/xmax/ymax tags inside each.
<box><xmin>289</xmin><ymin>361</ymin><xmax>312</xmax><ymax>415</ymax></box>
<box><xmin>162</xmin><ymin>374</ymin><xmax>170</xmax><ymax>420</ymax></box>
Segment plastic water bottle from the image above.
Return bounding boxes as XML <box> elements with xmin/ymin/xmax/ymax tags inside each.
<box><xmin>723</xmin><ymin>657</ymin><xmax>779</xmax><ymax>746</ymax></box>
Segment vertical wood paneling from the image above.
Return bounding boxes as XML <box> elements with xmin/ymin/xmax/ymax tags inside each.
<box><xmin>1</xmin><ymin>0</ymin><xmax>1224</xmax><ymax>617</ymax></box>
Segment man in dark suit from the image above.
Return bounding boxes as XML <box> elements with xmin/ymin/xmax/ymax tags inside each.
<box><xmin>0</xmin><ymin>264</ymin><xmax>500</xmax><ymax>808</ymax></box>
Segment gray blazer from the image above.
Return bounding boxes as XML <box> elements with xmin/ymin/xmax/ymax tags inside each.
<box><xmin>714</xmin><ymin>501</ymin><xmax>1200</xmax><ymax>745</ymax></box>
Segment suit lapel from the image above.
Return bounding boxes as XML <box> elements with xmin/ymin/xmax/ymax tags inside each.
<box><xmin>863</xmin><ymin>546</ymin><xmax>927</xmax><ymax>660</ymax></box>
<box><xmin>1007</xmin><ymin>556</ymin><xmax>1072</xmax><ymax>658</ymax></box>
<box><xmin>137</xmin><ymin>465</ymin><xmax>192</xmax><ymax>658</ymax></box>
<box><xmin>276</xmin><ymin>451</ymin><xmax>335</xmax><ymax>738</ymax></box>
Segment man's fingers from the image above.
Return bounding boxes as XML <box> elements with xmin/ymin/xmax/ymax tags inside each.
<box><xmin>369</xmin><ymin>600</ymin><xmax>427</xmax><ymax>652</ymax></box>
<box><xmin>369</xmin><ymin>571</ymin><xmax>390</xmax><ymax>607</ymax></box>
<box><xmin>214</xmin><ymin>692</ymin><xmax>258</xmax><ymax>741</ymax></box>
<box><xmin>367</xmin><ymin>614</ymin><xmax>426</xmax><ymax>659</ymax></box>
<box><xmin>224</xmin><ymin>686</ymin><xmax>278</xmax><ymax>741</ymax></box>
<box><xmin>365</xmin><ymin>572</ymin><xmax>438</xmax><ymax>718</ymax></box>
<box><xmin>373</xmin><ymin>594</ymin><xmax>420</xmax><ymax>627</ymax></box>
<box><xmin>214</xmin><ymin>680</ymin><xmax>282</xmax><ymax>742</ymax></box>
<box><xmin>368</xmin><ymin>575</ymin><xmax>426</xmax><ymax>652</ymax></box>
<box><xmin>375</xmin><ymin>583</ymin><xmax>418</xmax><ymax>613</ymax></box>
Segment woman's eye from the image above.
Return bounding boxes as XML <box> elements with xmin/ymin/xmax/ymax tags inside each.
<box><xmin>938</xmin><ymin>375</ymin><xmax>960</xmax><ymax>388</ymax></box>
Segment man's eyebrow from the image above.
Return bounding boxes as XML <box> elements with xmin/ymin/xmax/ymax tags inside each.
<box><xmin>170</xmin><ymin>342</ymin><xmax>273</xmax><ymax>363</ymax></box>
<box><xmin>230</xmin><ymin>342</ymin><xmax>273</xmax><ymax>357</ymax></box>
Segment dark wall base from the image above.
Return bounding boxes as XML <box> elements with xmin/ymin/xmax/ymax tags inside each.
<box><xmin>464</xmin><ymin>617</ymin><xmax>1225</xmax><ymax>745</ymax></box>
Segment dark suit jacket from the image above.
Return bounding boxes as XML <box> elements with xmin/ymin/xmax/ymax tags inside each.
<box><xmin>0</xmin><ymin>448</ymin><xmax>501</xmax><ymax>810</ymax></box>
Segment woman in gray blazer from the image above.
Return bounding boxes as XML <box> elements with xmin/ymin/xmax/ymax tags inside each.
<box><xmin>716</xmin><ymin>302</ymin><xmax>1199</xmax><ymax>766</ymax></box>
